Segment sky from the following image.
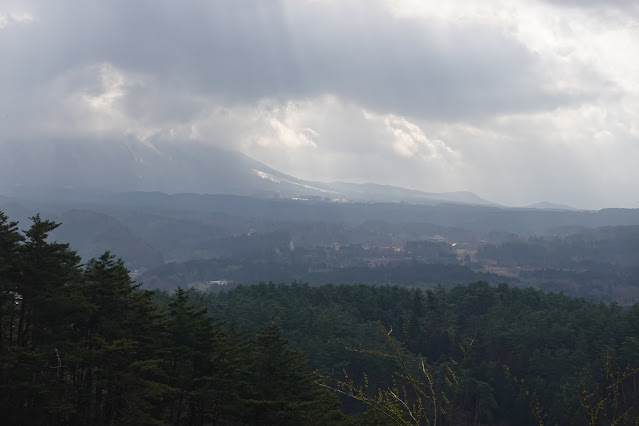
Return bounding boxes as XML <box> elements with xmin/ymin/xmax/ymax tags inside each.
<box><xmin>1</xmin><ymin>0</ymin><xmax>638</xmax><ymax>209</ymax></box>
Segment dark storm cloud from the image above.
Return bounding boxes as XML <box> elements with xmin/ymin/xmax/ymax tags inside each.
<box><xmin>1</xmin><ymin>0</ymin><xmax>577</xmax><ymax>120</ymax></box>
<box><xmin>3</xmin><ymin>0</ymin><xmax>637</xmax><ymax>209</ymax></box>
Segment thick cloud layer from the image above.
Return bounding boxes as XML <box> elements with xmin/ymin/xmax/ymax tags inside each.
<box><xmin>1</xmin><ymin>0</ymin><xmax>638</xmax><ymax>208</ymax></box>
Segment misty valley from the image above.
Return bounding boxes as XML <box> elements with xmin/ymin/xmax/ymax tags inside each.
<box><xmin>1</xmin><ymin>190</ymin><xmax>639</xmax><ymax>424</ymax></box>
<box><xmin>4</xmin><ymin>191</ymin><xmax>638</xmax><ymax>303</ymax></box>
<box><xmin>2</xmin><ymin>0</ymin><xmax>639</xmax><ymax>423</ymax></box>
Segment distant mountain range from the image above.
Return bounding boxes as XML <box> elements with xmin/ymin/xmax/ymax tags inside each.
<box><xmin>0</xmin><ymin>138</ymin><xmax>494</xmax><ymax>206</ymax></box>
<box><xmin>523</xmin><ymin>201</ymin><xmax>577</xmax><ymax>211</ymax></box>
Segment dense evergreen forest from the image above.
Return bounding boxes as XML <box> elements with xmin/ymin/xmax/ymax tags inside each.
<box><xmin>1</xmin><ymin>211</ymin><xmax>639</xmax><ymax>424</ymax></box>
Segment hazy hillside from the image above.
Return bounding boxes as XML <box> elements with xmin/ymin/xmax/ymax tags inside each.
<box><xmin>2</xmin><ymin>191</ymin><xmax>639</xmax><ymax>300</ymax></box>
<box><xmin>51</xmin><ymin>210</ymin><xmax>164</xmax><ymax>269</ymax></box>
<box><xmin>0</xmin><ymin>139</ymin><xmax>493</xmax><ymax>205</ymax></box>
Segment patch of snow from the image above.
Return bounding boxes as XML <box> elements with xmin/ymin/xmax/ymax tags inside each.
<box><xmin>251</xmin><ymin>169</ymin><xmax>336</xmax><ymax>193</ymax></box>
<box><xmin>252</xmin><ymin>169</ymin><xmax>282</xmax><ymax>183</ymax></box>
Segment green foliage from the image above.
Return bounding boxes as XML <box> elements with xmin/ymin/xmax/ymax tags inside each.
<box><xmin>572</xmin><ymin>347</ymin><xmax>639</xmax><ymax>425</ymax></box>
<box><xmin>196</xmin><ymin>280</ymin><xmax>639</xmax><ymax>424</ymax></box>
<box><xmin>0</xmin><ymin>211</ymin><xmax>346</xmax><ymax>425</ymax></box>
<box><xmin>321</xmin><ymin>321</ymin><xmax>478</xmax><ymax>426</ymax></box>
<box><xmin>1</xmin><ymin>209</ymin><xmax>639</xmax><ymax>424</ymax></box>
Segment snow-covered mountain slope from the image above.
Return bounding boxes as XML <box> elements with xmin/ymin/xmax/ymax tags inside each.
<box><xmin>0</xmin><ymin>139</ymin><xmax>494</xmax><ymax>206</ymax></box>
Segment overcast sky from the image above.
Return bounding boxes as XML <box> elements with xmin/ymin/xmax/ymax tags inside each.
<box><xmin>1</xmin><ymin>0</ymin><xmax>638</xmax><ymax>209</ymax></box>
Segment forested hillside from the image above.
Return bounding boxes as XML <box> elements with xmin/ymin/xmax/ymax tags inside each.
<box><xmin>0</xmin><ymin>212</ymin><xmax>343</xmax><ymax>425</ymax></box>
<box><xmin>1</xmin><ymin>211</ymin><xmax>638</xmax><ymax>424</ymax></box>
<box><xmin>180</xmin><ymin>281</ymin><xmax>639</xmax><ymax>424</ymax></box>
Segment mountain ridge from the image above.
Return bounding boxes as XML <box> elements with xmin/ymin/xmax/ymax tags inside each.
<box><xmin>0</xmin><ymin>138</ymin><xmax>494</xmax><ymax>206</ymax></box>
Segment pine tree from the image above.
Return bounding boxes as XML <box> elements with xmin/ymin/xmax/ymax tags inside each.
<box><xmin>246</xmin><ymin>321</ymin><xmax>344</xmax><ymax>425</ymax></box>
<box><xmin>1</xmin><ymin>215</ymin><xmax>83</xmax><ymax>423</ymax></box>
<box><xmin>0</xmin><ymin>211</ymin><xmax>22</xmax><ymax>356</ymax></box>
<box><xmin>76</xmin><ymin>251</ymin><xmax>169</xmax><ymax>425</ymax></box>
<box><xmin>163</xmin><ymin>288</ymin><xmax>254</xmax><ymax>425</ymax></box>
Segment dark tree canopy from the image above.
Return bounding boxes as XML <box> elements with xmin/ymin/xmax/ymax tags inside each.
<box><xmin>0</xmin><ymin>210</ymin><xmax>638</xmax><ymax>425</ymax></box>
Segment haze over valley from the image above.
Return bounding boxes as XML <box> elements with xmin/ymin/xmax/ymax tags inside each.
<box><xmin>2</xmin><ymin>1</ymin><xmax>639</xmax><ymax>424</ymax></box>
